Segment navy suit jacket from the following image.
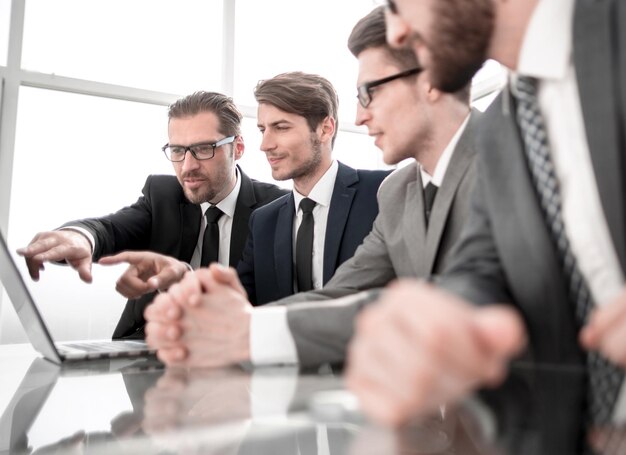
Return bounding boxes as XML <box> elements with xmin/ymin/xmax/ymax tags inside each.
<box><xmin>237</xmin><ymin>162</ymin><xmax>390</xmax><ymax>306</ymax></box>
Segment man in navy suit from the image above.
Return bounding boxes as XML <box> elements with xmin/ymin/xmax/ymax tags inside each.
<box><xmin>236</xmin><ymin>72</ymin><xmax>389</xmax><ymax>305</ymax></box>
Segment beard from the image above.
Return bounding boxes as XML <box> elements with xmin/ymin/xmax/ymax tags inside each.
<box><xmin>179</xmin><ymin>151</ymin><xmax>236</xmax><ymax>204</ymax></box>
<box><xmin>427</xmin><ymin>0</ymin><xmax>495</xmax><ymax>93</ymax></box>
<box><xmin>274</xmin><ymin>134</ymin><xmax>323</xmax><ymax>182</ymax></box>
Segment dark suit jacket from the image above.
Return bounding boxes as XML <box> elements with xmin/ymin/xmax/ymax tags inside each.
<box><xmin>66</xmin><ymin>166</ymin><xmax>287</xmax><ymax>339</ymax></box>
<box><xmin>236</xmin><ymin>162</ymin><xmax>390</xmax><ymax>305</ymax></box>
<box><xmin>441</xmin><ymin>0</ymin><xmax>626</xmax><ymax>367</ymax></box>
<box><xmin>273</xmin><ymin>113</ymin><xmax>481</xmax><ymax>365</ymax></box>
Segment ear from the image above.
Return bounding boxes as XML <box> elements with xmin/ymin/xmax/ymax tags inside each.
<box><xmin>233</xmin><ymin>136</ymin><xmax>245</xmax><ymax>161</ymax></box>
<box><xmin>319</xmin><ymin>116</ymin><xmax>336</xmax><ymax>144</ymax></box>
<box><xmin>421</xmin><ymin>77</ymin><xmax>442</xmax><ymax>103</ymax></box>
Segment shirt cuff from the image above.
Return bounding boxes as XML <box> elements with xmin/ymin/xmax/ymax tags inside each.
<box><xmin>58</xmin><ymin>226</ymin><xmax>95</xmax><ymax>255</ymax></box>
<box><xmin>250</xmin><ymin>307</ymin><xmax>299</xmax><ymax>365</ymax></box>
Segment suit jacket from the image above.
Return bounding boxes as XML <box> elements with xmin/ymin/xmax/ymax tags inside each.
<box><xmin>236</xmin><ymin>162</ymin><xmax>390</xmax><ymax>305</ymax></box>
<box><xmin>441</xmin><ymin>0</ymin><xmax>626</xmax><ymax>368</ymax></box>
<box><xmin>66</xmin><ymin>166</ymin><xmax>287</xmax><ymax>339</ymax></box>
<box><xmin>275</xmin><ymin>112</ymin><xmax>481</xmax><ymax>365</ymax></box>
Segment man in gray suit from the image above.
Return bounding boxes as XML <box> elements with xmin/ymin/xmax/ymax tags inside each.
<box><xmin>142</xmin><ymin>7</ymin><xmax>479</xmax><ymax>368</ymax></box>
<box><xmin>348</xmin><ymin>0</ymin><xmax>626</xmax><ymax>428</ymax></box>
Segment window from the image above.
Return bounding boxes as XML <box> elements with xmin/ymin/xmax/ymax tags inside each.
<box><xmin>0</xmin><ymin>0</ymin><xmax>10</xmax><ymax>66</ymax></box>
<box><xmin>21</xmin><ymin>0</ymin><xmax>223</xmax><ymax>94</ymax></box>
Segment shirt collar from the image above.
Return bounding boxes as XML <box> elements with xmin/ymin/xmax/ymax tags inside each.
<box><xmin>420</xmin><ymin>115</ymin><xmax>470</xmax><ymax>188</ymax></box>
<box><xmin>200</xmin><ymin>167</ymin><xmax>241</xmax><ymax>218</ymax></box>
<box><xmin>517</xmin><ymin>0</ymin><xmax>574</xmax><ymax>81</ymax></box>
<box><xmin>293</xmin><ymin>160</ymin><xmax>339</xmax><ymax>211</ymax></box>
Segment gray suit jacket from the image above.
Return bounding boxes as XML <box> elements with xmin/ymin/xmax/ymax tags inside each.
<box><xmin>441</xmin><ymin>0</ymin><xmax>626</xmax><ymax>366</ymax></box>
<box><xmin>276</xmin><ymin>112</ymin><xmax>481</xmax><ymax>365</ymax></box>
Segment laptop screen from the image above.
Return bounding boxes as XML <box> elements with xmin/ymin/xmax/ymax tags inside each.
<box><xmin>0</xmin><ymin>229</ymin><xmax>61</xmax><ymax>362</ymax></box>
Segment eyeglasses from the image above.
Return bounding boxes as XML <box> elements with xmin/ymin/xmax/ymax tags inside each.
<box><xmin>357</xmin><ymin>67</ymin><xmax>422</xmax><ymax>108</ymax></box>
<box><xmin>162</xmin><ymin>136</ymin><xmax>236</xmax><ymax>162</ymax></box>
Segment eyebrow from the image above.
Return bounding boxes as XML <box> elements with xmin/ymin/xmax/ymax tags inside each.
<box><xmin>257</xmin><ymin>119</ymin><xmax>293</xmax><ymax>128</ymax></box>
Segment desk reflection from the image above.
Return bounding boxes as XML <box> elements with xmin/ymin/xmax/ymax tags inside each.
<box><xmin>2</xmin><ymin>353</ymin><xmax>626</xmax><ymax>454</ymax></box>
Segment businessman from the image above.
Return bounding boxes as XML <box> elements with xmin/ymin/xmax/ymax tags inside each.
<box><xmin>237</xmin><ymin>71</ymin><xmax>389</xmax><ymax>305</ymax></box>
<box><xmin>143</xmin><ymin>6</ymin><xmax>479</xmax><ymax>368</ymax></box>
<box><xmin>18</xmin><ymin>91</ymin><xmax>287</xmax><ymax>339</ymax></box>
<box><xmin>347</xmin><ymin>0</ymin><xmax>626</xmax><ymax>427</ymax></box>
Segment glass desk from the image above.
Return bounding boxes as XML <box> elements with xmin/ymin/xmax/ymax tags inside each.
<box><xmin>0</xmin><ymin>344</ymin><xmax>622</xmax><ymax>454</ymax></box>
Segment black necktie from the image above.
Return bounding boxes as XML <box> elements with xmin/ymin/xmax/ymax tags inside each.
<box><xmin>200</xmin><ymin>206</ymin><xmax>223</xmax><ymax>267</ymax></box>
<box><xmin>424</xmin><ymin>182</ymin><xmax>438</xmax><ymax>226</ymax></box>
<box><xmin>295</xmin><ymin>198</ymin><xmax>316</xmax><ymax>292</ymax></box>
<box><xmin>513</xmin><ymin>75</ymin><xmax>623</xmax><ymax>424</ymax></box>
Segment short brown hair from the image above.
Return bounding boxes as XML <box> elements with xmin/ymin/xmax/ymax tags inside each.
<box><xmin>254</xmin><ymin>72</ymin><xmax>339</xmax><ymax>147</ymax></box>
<box><xmin>348</xmin><ymin>6</ymin><xmax>470</xmax><ymax>104</ymax></box>
<box><xmin>348</xmin><ymin>6</ymin><xmax>418</xmax><ymax>70</ymax></box>
<box><xmin>168</xmin><ymin>91</ymin><xmax>242</xmax><ymax>137</ymax></box>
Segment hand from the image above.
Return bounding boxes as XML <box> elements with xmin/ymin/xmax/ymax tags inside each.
<box><xmin>346</xmin><ymin>280</ymin><xmax>526</xmax><ymax>427</ymax></box>
<box><xmin>98</xmin><ymin>251</ymin><xmax>190</xmax><ymax>299</ymax></box>
<box><xmin>580</xmin><ymin>286</ymin><xmax>626</xmax><ymax>368</ymax></box>
<box><xmin>16</xmin><ymin>230</ymin><xmax>93</xmax><ymax>282</ymax></box>
<box><xmin>142</xmin><ymin>367</ymin><xmax>252</xmax><ymax>432</ymax></box>
<box><xmin>145</xmin><ymin>264</ymin><xmax>252</xmax><ymax>367</ymax></box>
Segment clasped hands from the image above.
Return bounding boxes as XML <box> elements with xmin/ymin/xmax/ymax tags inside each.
<box><xmin>144</xmin><ymin>263</ymin><xmax>253</xmax><ymax>367</ymax></box>
<box><xmin>346</xmin><ymin>280</ymin><xmax>626</xmax><ymax>427</ymax></box>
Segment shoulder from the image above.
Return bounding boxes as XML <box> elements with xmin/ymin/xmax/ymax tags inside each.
<box><xmin>336</xmin><ymin>161</ymin><xmax>391</xmax><ymax>188</ymax></box>
<box><xmin>248</xmin><ymin>192</ymin><xmax>292</xmax><ymax>230</ymax></box>
<box><xmin>378</xmin><ymin>163</ymin><xmax>417</xmax><ymax>195</ymax></box>
<box><xmin>250</xmin><ymin>179</ymin><xmax>289</xmax><ymax>200</ymax></box>
<box><xmin>142</xmin><ymin>174</ymin><xmax>184</xmax><ymax>199</ymax></box>
<box><xmin>251</xmin><ymin>192</ymin><xmax>292</xmax><ymax>217</ymax></box>
<box><xmin>355</xmin><ymin>168</ymin><xmax>393</xmax><ymax>185</ymax></box>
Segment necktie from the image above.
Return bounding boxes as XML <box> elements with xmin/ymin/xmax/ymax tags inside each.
<box><xmin>200</xmin><ymin>206</ymin><xmax>223</xmax><ymax>267</ymax></box>
<box><xmin>296</xmin><ymin>198</ymin><xmax>316</xmax><ymax>292</ymax></box>
<box><xmin>423</xmin><ymin>182</ymin><xmax>438</xmax><ymax>227</ymax></box>
<box><xmin>513</xmin><ymin>75</ymin><xmax>623</xmax><ymax>424</ymax></box>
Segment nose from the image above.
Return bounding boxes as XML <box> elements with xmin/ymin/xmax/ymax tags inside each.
<box><xmin>355</xmin><ymin>102</ymin><xmax>371</xmax><ymax>127</ymax></box>
<box><xmin>260</xmin><ymin>131</ymin><xmax>275</xmax><ymax>152</ymax></box>
<box><xmin>180</xmin><ymin>149</ymin><xmax>200</xmax><ymax>172</ymax></box>
<box><xmin>385</xmin><ymin>9</ymin><xmax>410</xmax><ymax>49</ymax></box>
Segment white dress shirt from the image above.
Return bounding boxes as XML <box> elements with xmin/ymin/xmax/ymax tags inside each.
<box><xmin>420</xmin><ymin>115</ymin><xmax>470</xmax><ymax>188</ymax></box>
<box><xmin>518</xmin><ymin>0</ymin><xmax>626</xmax><ymax>419</ymax></box>
<box><xmin>190</xmin><ymin>168</ymin><xmax>242</xmax><ymax>269</ymax></box>
<box><xmin>292</xmin><ymin>160</ymin><xmax>339</xmax><ymax>291</ymax></box>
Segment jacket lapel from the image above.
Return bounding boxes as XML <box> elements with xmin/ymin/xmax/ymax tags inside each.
<box><xmin>230</xmin><ymin>167</ymin><xmax>258</xmax><ymax>267</ymax></box>
<box><xmin>404</xmin><ymin>164</ymin><xmax>428</xmax><ymax>275</ymax></box>
<box><xmin>275</xmin><ymin>195</ymin><xmax>295</xmax><ymax>296</ymax></box>
<box><xmin>323</xmin><ymin>162</ymin><xmax>358</xmax><ymax>284</ymax></box>
<box><xmin>574</xmin><ymin>0</ymin><xmax>626</xmax><ymax>271</ymax></box>
<box><xmin>179</xmin><ymin>203</ymin><xmax>202</xmax><ymax>263</ymax></box>
<box><xmin>424</xmin><ymin>112</ymin><xmax>479</xmax><ymax>273</ymax></box>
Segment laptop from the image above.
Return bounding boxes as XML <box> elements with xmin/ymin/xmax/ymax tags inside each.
<box><xmin>0</xmin><ymin>229</ymin><xmax>156</xmax><ymax>364</ymax></box>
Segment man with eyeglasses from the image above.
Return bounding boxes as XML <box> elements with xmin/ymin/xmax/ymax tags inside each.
<box><xmin>141</xmin><ymin>7</ymin><xmax>479</xmax><ymax>369</ymax></box>
<box><xmin>346</xmin><ymin>0</ymin><xmax>626</xmax><ymax>431</ymax></box>
<box><xmin>17</xmin><ymin>91</ymin><xmax>287</xmax><ymax>340</ymax></box>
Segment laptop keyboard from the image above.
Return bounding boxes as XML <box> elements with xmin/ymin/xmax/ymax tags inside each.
<box><xmin>59</xmin><ymin>340</ymin><xmax>149</xmax><ymax>353</ymax></box>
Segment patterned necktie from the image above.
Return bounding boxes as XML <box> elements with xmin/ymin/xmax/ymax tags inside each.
<box><xmin>200</xmin><ymin>206</ymin><xmax>223</xmax><ymax>267</ymax></box>
<box><xmin>513</xmin><ymin>75</ymin><xmax>623</xmax><ymax>424</ymax></box>
<box><xmin>295</xmin><ymin>198</ymin><xmax>316</xmax><ymax>292</ymax></box>
<box><xmin>423</xmin><ymin>182</ymin><xmax>438</xmax><ymax>227</ymax></box>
